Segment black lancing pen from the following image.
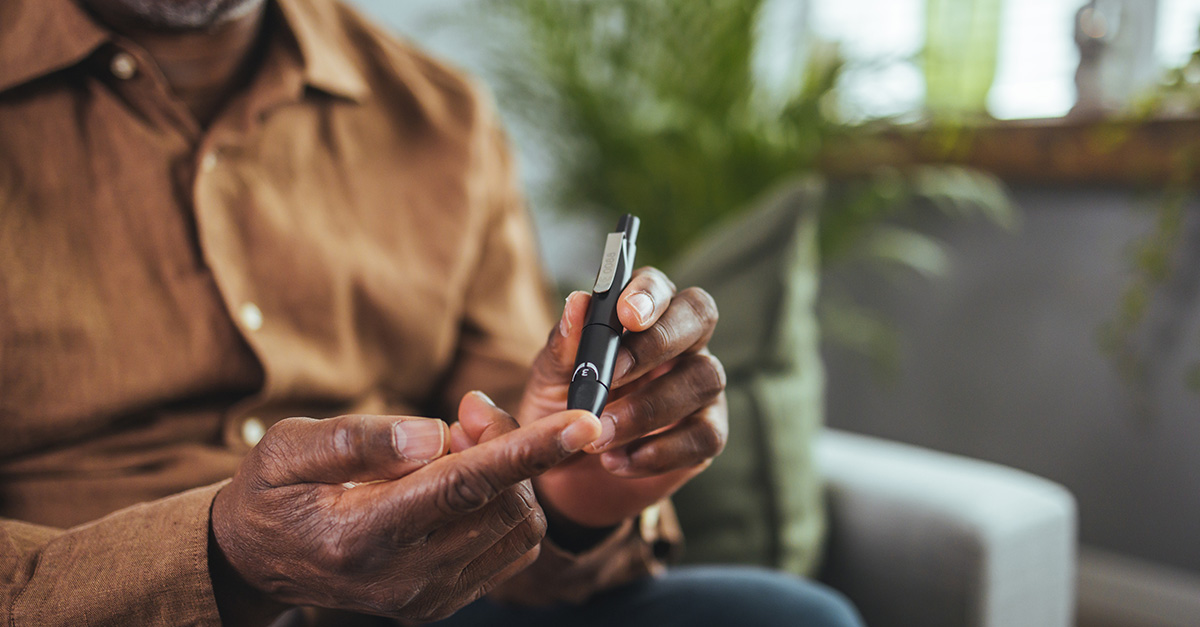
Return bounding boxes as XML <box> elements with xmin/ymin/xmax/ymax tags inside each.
<box><xmin>567</xmin><ymin>214</ymin><xmax>640</xmax><ymax>416</ymax></box>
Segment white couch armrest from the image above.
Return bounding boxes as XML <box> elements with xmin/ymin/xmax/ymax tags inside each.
<box><xmin>815</xmin><ymin>429</ymin><xmax>1076</xmax><ymax>627</ymax></box>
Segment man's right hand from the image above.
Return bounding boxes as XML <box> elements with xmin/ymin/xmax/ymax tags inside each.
<box><xmin>210</xmin><ymin>395</ymin><xmax>602</xmax><ymax>623</ymax></box>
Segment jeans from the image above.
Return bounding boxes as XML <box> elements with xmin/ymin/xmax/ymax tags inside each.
<box><xmin>429</xmin><ymin>566</ymin><xmax>864</xmax><ymax>627</ymax></box>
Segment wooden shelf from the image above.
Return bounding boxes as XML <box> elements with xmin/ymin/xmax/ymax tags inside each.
<box><xmin>820</xmin><ymin>116</ymin><xmax>1200</xmax><ymax>187</ymax></box>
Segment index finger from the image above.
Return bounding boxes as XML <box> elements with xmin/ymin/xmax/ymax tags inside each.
<box><xmin>617</xmin><ymin>267</ymin><xmax>677</xmax><ymax>332</ymax></box>
<box><xmin>394</xmin><ymin>410</ymin><xmax>602</xmax><ymax>532</ymax></box>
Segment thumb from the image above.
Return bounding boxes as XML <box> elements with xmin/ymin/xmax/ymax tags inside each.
<box><xmin>251</xmin><ymin>414</ymin><xmax>449</xmax><ymax>487</ymax></box>
<box><xmin>529</xmin><ymin>290</ymin><xmax>591</xmax><ymax>389</ymax></box>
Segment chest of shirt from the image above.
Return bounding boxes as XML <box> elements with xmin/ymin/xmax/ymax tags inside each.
<box><xmin>0</xmin><ymin>73</ymin><xmax>490</xmax><ymax>455</ymax></box>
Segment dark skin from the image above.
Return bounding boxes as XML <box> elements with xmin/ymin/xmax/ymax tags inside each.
<box><xmin>79</xmin><ymin>1</ymin><xmax>729</xmax><ymax>622</ymax></box>
<box><xmin>81</xmin><ymin>0</ymin><xmax>268</xmax><ymax>126</ymax></box>
<box><xmin>213</xmin><ymin>399</ymin><xmax>604</xmax><ymax>622</ymax></box>
<box><xmin>517</xmin><ymin>272</ymin><xmax>727</xmax><ymax>528</ymax></box>
<box><xmin>214</xmin><ymin>274</ymin><xmax>726</xmax><ymax>622</ymax></box>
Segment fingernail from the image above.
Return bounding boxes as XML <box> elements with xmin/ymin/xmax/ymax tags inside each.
<box><xmin>560</xmin><ymin>292</ymin><xmax>585</xmax><ymax>338</ymax></box>
<box><xmin>586</xmin><ymin>414</ymin><xmax>617</xmax><ymax>452</ymax></box>
<box><xmin>628</xmin><ymin>292</ymin><xmax>653</xmax><ymax>325</ymax></box>
<box><xmin>394</xmin><ymin>420</ymin><xmax>445</xmax><ymax>461</ymax></box>
<box><xmin>559</xmin><ymin>301</ymin><xmax>572</xmax><ymax>338</ymax></box>
<box><xmin>614</xmin><ymin>350</ymin><xmax>633</xmax><ymax>381</ymax></box>
<box><xmin>561</xmin><ymin>416</ymin><xmax>600</xmax><ymax>453</ymax></box>
<box><xmin>472</xmin><ymin>390</ymin><xmax>496</xmax><ymax>407</ymax></box>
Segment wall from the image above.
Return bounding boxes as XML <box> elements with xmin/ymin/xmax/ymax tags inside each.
<box><xmin>823</xmin><ymin>185</ymin><xmax>1200</xmax><ymax>575</ymax></box>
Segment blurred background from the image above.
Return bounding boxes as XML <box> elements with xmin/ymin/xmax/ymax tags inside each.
<box><xmin>347</xmin><ymin>1</ymin><xmax>1200</xmax><ymax>625</ymax></box>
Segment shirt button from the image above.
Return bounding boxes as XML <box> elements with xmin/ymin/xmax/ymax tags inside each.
<box><xmin>239</xmin><ymin>302</ymin><xmax>263</xmax><ymax>331</ymax></box>
<box><xmin>241</xmin><ymin>417</ymin><xmax>266</xmax><ymax>447</ymax></box>
<box><xmin>110</xmin><ymin>52</ymin><xmax>137</xmax><ymax>80</ymax></box>
<box><xmin>640</xmin><ymin>503</ymin><xmax>662</xmax><ymax>539</ymax></box>
<box><xmin>199</xmin><ymin>151</ymin><xmax>218</xmax><ymax>174</ymax></box>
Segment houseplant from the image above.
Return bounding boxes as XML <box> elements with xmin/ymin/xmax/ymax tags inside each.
<box><xmin>461</xmin><ymin>0</ymin><xmax>1015</xmax><ymax>370</ymax></box>
<box><xmin>445</xmin><ymin>0</ymin><xmax>1020</xmax><ymax>574</ymax></box>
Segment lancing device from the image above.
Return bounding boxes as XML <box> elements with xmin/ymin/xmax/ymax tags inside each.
<box><xmin>568</xmin><ymin>214</ymin><xmax>640</xmax><ymax>415</ymax></box>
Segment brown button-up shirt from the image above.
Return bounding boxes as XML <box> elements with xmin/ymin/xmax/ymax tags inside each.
<box><xmin>0</xmin><ymin>0</ymin><xmax>674</xmax><ymax>624</ymax></box>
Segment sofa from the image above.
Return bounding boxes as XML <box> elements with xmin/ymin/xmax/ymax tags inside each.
<box><xmin>816</xmin><ymin>429</ymin><xmax>1076</xmax><ymax>627</ymax></box>
<box><xmin>668</xmin><ymin>180</ymin><xmax>1077</xmax><ymax>627</ymax></box>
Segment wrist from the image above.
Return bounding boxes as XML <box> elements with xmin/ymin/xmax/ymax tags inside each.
<box><xmin>535</xmin><ymin>486</ymin><xmax>624</xmax><ymax>554</ymax></box>
<box><xmin>208</xmin><ymin>490</ymin><xmax>290</xmax><ymax>625</ymax></box>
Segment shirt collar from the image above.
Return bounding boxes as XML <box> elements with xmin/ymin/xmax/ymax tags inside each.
<box><xmin>0</xmin><ymin>0</ymin><xmax>109</xmax><ymax>93</ymax></box>
<box><xmin>0</xmin><ymin>0</ymin><xmax>369</xmax><ymax>103</ymax></box>
<box><xmin>274</xmin><ymin>0</ymin><xmax>369</xmax><ymax>102</ymax></box>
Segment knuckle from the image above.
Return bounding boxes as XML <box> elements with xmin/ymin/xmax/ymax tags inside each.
<box><xmin>511</xmin><ymin>436</ymin><xmax>559</xmax><ymax>477</ymax></box>
<box><xmin>626</xmin><ymin>392</ymin><xmax>660</xmax><ymax>433</ymax></box>
<box><xmin>645</xmin><ymin>320</ymin><xmax>677</xmax><ymax>356</ymax></box>
<box><xmin>245</xmin><ymin>418</ymin><xmax>305</xmax><ymax>486</ymax></box>
<box><xmin>692</xmin><ymin>416</ymin><xmax>727</xmax><ymax>457</ymax></box>
<box><xmin>627</xmin><ymin>446</ymin><xmax>673</xmax><ymax>476</ymax></box>
<box><xmin>329</xmin><ymin>416</ymin><xmax>368</xmax><ymax>464</ymax></box>
<box><xmin>512</xmin><ymin>510</ymin><xmax>548</xmax><ymax>553</ymax></box>
<box><xmin>528</xmin><ymin>508</ymin><xmax>548</xmax><ymax>544</ymax></box>
<box><xmin>681</xmin><ymin>287</ymin><xmax>719</xmax><ymax>328</ymax></box>
<box><xmin>313</xmin><ymin>530</ymin><xmax>356</xmax><ymax>571</ymax></box>
<box><xmin>695</xmin><ymin>353</ymin><xmax>728</xmax><ymax>397</ymax></box>
<box><xmin>438</xmin><ymin>465</ymin><xmax>497</xmax><ymax>515</ymax></box>
<box><xmin>328</xmin><ymin>415</ymin><xmax>360</xmax><ymax>454</ymax></box>
<box><xmin>256</xmin><ymin>418</ymin><xmax>303</xmax><ymax>458</ymax></box>
<box><xmin>493</xmin><ymin>488</ymin><xmax>535</xmax><ymax>530</ymax></box>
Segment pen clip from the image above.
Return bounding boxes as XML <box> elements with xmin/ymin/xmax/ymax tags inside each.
<box><xmin>592</xmin><ymin>231</ymin><xmax>628</xmax><ymax>293</ymax></box>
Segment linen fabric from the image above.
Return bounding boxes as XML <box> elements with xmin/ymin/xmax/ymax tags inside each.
<box><xmin>0</xmin><ymin>0</ymin><xmax>676</xmax><ymax>624</ymax></box>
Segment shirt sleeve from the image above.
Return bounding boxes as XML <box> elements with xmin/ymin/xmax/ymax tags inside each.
<box><xmin>0</xmin><ymin>484</ymin><xmax>225</xmax><ymax>626</ymax></box>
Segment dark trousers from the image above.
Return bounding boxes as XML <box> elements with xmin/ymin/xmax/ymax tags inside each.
<box><xmin>430</xmin><ymin>566</ymin><xmax>864</xmax><ymax>627</ymax></box>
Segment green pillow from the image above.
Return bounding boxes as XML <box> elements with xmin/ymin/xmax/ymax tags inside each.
<box><xmin>668</xmin><ymin>178</ymin><xmax>826</xmax><ymax>576</ymax></box>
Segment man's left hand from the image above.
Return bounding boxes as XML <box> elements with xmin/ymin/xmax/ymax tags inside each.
<box><xmin>517</xmin><ymin>267</ymin><xmax>727</xmax><ymax>530</ymax></box>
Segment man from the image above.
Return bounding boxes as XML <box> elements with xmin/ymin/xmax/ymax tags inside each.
<box><xmin>0</xmin><ymin>0</ymin><xmax>862</xmax><ymax>624</ymax></box>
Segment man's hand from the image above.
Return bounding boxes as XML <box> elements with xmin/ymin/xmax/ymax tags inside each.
<box><xmin>209</xmin><ymin>399</ymin><xmax>602</xmax><ymax>623</ymax></box>
<box><xmin>519</xmin><ymin>267</ymin><xmax>728</xmax><ymax>530</ymax></box>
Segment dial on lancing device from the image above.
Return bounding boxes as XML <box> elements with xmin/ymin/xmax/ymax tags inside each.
<box><xmin>567</xmin><ymin>214</ymin><xmax>640</xmax><ymax>416</ymax></box>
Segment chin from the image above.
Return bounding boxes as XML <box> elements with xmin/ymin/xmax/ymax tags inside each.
<box><xmin>89</xmin><ymin>0</ymin><xmax>266</xmax><ymax>30</ymax></box>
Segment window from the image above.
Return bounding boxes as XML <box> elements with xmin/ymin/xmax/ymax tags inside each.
<box><xmin>800</xmin><ymin>0</ymin><xmax>1200</xmax><ymax>121</ymax></box>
